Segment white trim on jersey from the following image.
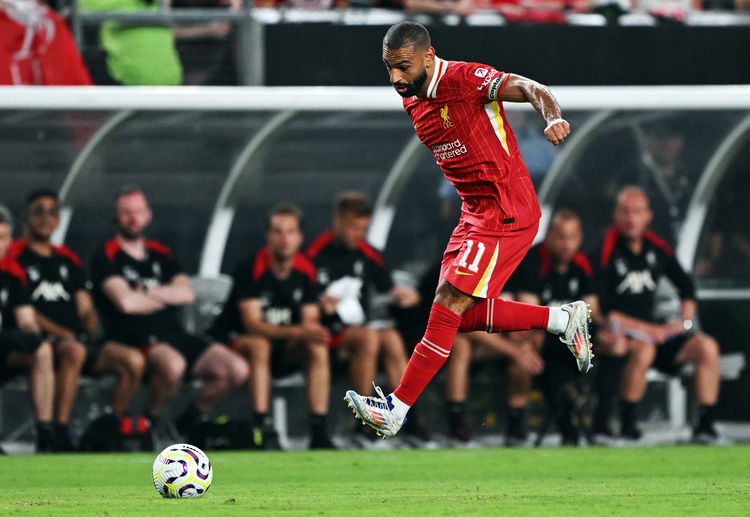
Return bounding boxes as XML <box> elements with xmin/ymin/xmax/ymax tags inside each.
<box><xmin>426</xmin><ymin>57</ymin><xmax>449</xmax><ymax>99</ymax></box>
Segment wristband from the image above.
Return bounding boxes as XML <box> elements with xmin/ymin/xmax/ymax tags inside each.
<box><xmin>545</xmin><ymin>118</ymin><xmax>565</xmax><ymax>131</ymax></box>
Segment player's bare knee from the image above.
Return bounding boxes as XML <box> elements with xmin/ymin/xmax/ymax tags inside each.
<box><xmin>154</xmin><ymin>354</ymin><xmax>186</xmax><ymax>384</ymax></box>
<box><xmin>126</xmin><ymin>349</ymin><xmax>147</xmax><ymax>375</ymax></box>
<box><xmin>698</xmin><ymin>334</ymin><xmax>720</xmax><ymax>364</ymax></box>
<box><xmin>229</xmin><ymin>356</ymin><xmax>250</xmax><ymax>385</ymax></box>
<box><xmin>58</xmin><ymin>341</ymin><xmax>87</xmax><ymax>367</ymax></box>
<box><xmin>629</xmin><ymin>343</ymin><xmax>655</xmax><ymax>371</ymax></box>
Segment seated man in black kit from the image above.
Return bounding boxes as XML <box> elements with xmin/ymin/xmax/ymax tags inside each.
<box><xmin>90</xmin><ymin>186</ymin><xmax>249</xmax><ymax>441</ymax></box>
<box><xmin>591</xmin><ymin>186</ymin><xmax>721</xmax><ymax>445</ymax></box>
<box><xmin>0</xmin><ymin>205</ymin><xmax>58</xmax><ymax>452</ymax></box>
<box><xmin>206</xmin><ymin>203</ymin><xmax>335</xmax><ymax>450</ymax></box>
<box><xmin>509</xmin><ymin>208</ymin><xmax>597</xmax><ymax>446</ymax></box>
<box><xmin>306</xmin><ymin>192</ymin><xmax>431</xmax><ymax>448</ymax></box>
<box><xmin>7</xmin><ymin>189</ymin><xmax>94</xmax><ymax>451</ymax></box>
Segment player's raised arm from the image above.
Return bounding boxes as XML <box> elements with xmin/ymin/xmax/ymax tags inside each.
<box><xmin>500</xmin><ymin>74</ymin><xmax>570</xmax><ymax>146</ymax></box>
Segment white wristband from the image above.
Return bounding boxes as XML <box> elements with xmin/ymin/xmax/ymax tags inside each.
<box><xmin>545</xmin><ymin>118</ymin><xmax>565</xmax><ymax>131</ymax></box>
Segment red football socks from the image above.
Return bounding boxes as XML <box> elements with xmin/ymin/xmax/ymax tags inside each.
<box><xmin>458</xmin><ymin>297</ymin><xmax>549</xmax><ymax>333</ymax></box>
<box><xmin>393</xmin><ymin>299</ymin><xmax>550</xmax><ymax>407</ymax></box>
<box><xmin>394</xmin><ymin>302</ymin><xmax>461</xmax><ymax>406</ymax></box>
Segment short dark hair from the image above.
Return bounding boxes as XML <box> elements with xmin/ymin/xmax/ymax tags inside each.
<box><xmin>383</xmin><ymin>21</ymin><xmax>431</xmax><ymax>51</ymax></box>
<box><xmin>266</xmin><ymin>202</ymin><xmax>303</xmax><ymax>231</ymax></box>
<box><xmin>334</xmin><ymin>191</ymin><xmax>372</xmax><ymax>218</ymax></box>
<box><xmin>26</xmin><ymin>188</ymin><xmax>58</xmax><ymax>208</ymax></box>
<box><xmin>551</xmin><ymin>207</ymin><xmax>581</xmax><ymax>226</ymax></box>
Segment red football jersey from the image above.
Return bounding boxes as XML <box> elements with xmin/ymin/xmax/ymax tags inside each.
<box><xmin>403</xmin><ymin>57</ymin><xmax>541</xmax><ymax>232</ymax></box>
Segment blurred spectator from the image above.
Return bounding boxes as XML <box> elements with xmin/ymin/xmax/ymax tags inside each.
<box><xmin>591</xmin><ymin>186</ymin><xmax>721</xmax><ymax>445</ymax></box>
<box><xmin>374</xmin><ymin>0</ymin><xmax>479</xmax><ymax>15</ymax></box>
<box><xmin>206</xmin><ymin>203</ymin><xmax>336</xmax><ymax>450</ymax></box>
<box><xmin>254</xmin><ymin>0</ymin><xmax>349</xmax><ymax>8</ymax></box>
<box><xmin>6</xmin><ymin>189</ymin><xmax>93</xmax><ymax>451</ymax></box>
<box><xmin>638</xmin><ymin>120</ymin><xmax>698</xmax><ymax>245</ymax></box>
<box><xmin>608</xmin><ymin>119</ymin><xmax>697</xmax><ymax>247</ymax></box>
<box><xmin>0</xmin><ymin>205</ymin><xmax>59</xmax><ymax>452</ymax></box>
<box><xmin>0</xmin><ymin>0</ymin><xmax>92</xmax><ymax>85</ymax></box>
<box><xmin>172</xmin><ymin>0</ymin><xmax>239</xmax><ymax>85</ymax></box>
<box><xmin>78</xmin><ymin>0</ymin><xmax>182</xmax><ymax>85</ymax></box>
<box><xmin>510</xmin><ymin>208</ymin><xmax>596</xmax><ymax>446</ymax></box>
<box><xmin>305</xmin><ymin>191</ymin><xmax>431</xmax><ymax>448</ymax></box>
<box><xmin>489</xmin><ymin>0</ymin><xmax>589</xmax><ymax>23</ymax></box>
<box><xmin>694</xmin><ymin>171</ymin><xmax>750</xmax><ymax>281</ymax></box>
<box><xmin>90</xmin><ymin>186</ymin><xmax>248</xmax><ymax>442</ymax></box>
<box><xmin>376</xmin><ymin>0</ymin><xmax>590</xmax><ymax>19</ymax></box>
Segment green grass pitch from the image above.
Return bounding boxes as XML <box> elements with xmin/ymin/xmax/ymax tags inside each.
<box><xmin>4</xmin><ymin>445</ymin><xmax>750</xmax><ymax>516</ymax></box>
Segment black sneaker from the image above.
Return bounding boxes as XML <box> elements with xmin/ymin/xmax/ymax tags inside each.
<box><xmin>505</xmin><ymin>426</ymin><xmax>529</xmax><ymax>447</ymax></box>
<box><xmin>253</xmin><ymin>427</ymin><xmax>283</xmax><ymax>451</ymax></box>
<box><xmin>692</xmin><ymin>426</ymin><xmax>720</xmax><ymax>445</ymax></box>
<box><xmin>557</xmin><ymin>420</ymin><xmax>580</xmax><ymax>446</ymax></box>
<box><xmin>591</xmin><ymin>427</ymin><xmax>617</xmax><ymax>446</ymax></box>
<box><xmin>351</xmin><ymin>423</ymin><xmax>391</xmax><ymax>450</ymax></box>
<box><xmin>620</xmin><ymin>425</ymin><xmax>643</xmax><ymax>441</ymax></box>
<box><xmin>54</xmin><ymin>423</ymin><xmax>76</xmax><ymax>452</ymax></box>
<box><xmin>449</xmin><ymin>424</ymin><xmax>472</xmax><ymax>443</ymax></box>
<box><xmin>309</xmin><ymin>434</ymin><xmax>337</xmax><ymax>450</ymax></box>
<box><xmin>36</xmin><ymin>424</ymin><xmax>56</xmax><ymax>453</ymax></box>
<box><xmin>401</xmin><ymin>420</ymin><xmax>438</xmax><ymax>449</ymax></box>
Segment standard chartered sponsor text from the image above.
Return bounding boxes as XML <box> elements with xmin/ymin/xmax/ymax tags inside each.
<box><xmin>431</xmin><ymin>139</ymin><xmax>467</xmax><ymax>160</ymax></box>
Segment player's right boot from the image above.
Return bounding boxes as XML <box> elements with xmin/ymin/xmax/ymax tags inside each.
<box><xmin>559</xmin><ymin>300</ymin><xmax>594</xmax><ymax>373</ymax></box>
<box><xmin>344</xmin><ymin>385</ymin><xmax>403</xmax><ymax>439</ymax></box>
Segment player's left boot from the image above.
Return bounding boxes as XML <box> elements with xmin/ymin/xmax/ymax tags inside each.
<box><xmin>344</xmin><ymin>385</ymin><xmax>403</xmax><ymax>439</ymax></box>
<box><xmin>559</xmin><ymin>301</ymin><xmax>594</xmax><ymax>373</ymax></box>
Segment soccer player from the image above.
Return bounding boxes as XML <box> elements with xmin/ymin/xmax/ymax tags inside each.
<box><xmin>91</xmin><ymin>186</ymin><xmax>249</xmax><ymax>439</ymax></box>
<box><xmin>206</xmin><ymin>203</ymin><xmax>335</xmax><ymax>450</ymax></box>
<box><xmin>345</xmin><ymin>21</ymin><xmax>592</xmax><ymax>439</ymax></box>
<box><xmin>7</xmin><ymin>189</ymin><xmax>94</xmax><ymax>450</ymax></box>
<box><xmin>0</xmin><ymin>205</ymin><xmax>58</xmax><ymax>452</ymax></box>
<box><xmin>510</xmin><ymin>208</ymin><xmax>597</xmax><ymax>446</ymax></box>
<box><xmin>591</xmin><ymin>186</ymin><xmax>721</xmax><ymax>444</ymax></box>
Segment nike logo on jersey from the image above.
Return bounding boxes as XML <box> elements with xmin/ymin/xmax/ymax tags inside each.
<box><xmin>454</xmin><ymin>267</ymin><xmax>475</xmax><ymax>276</ymax></box>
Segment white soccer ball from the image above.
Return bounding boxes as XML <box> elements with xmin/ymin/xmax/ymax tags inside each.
<box><xmin>152</xmin><ymin>443</ymin><xmax>213</xmax><ymax>498</ymax></box>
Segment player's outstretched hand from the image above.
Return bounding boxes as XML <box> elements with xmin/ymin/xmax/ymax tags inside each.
<box><xmin>544</xmin><ymin>118</ymin><xmax>570</xmax><ymax>146</ymax></box>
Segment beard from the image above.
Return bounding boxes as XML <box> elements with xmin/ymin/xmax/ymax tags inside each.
<box><xmin>118</xmin><ymin>226</ymin><xmax>142</xmax><ymax>241</ymax></box>
<box><xmin>393</xmin><ymin>68</ymin><xmax>428</xmax><ymax>98</ymax></box>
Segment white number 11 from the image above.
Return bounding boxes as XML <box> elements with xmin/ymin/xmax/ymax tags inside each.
<box><xmin>458</xmin><ymin>240</ymin><xmax>486</xmax><ymax>273</ymax></box>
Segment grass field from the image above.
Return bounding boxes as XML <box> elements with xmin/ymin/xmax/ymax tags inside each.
<box><xmin>4</xmin><ymin>445</ymin><xmax>750</xmax><ymax>516</ymax></box>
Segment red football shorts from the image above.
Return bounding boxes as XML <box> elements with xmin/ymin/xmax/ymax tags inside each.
<box><xmin>441</xmin><ymin>219</ymin><xmax>539</xmax><ymax>299</ymax></box>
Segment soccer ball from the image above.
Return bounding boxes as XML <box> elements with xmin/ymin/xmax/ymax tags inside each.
<box><xmin>152</xmin><ymin>443</ymin><xmax>213</xmax><ymax>498</ymax></box>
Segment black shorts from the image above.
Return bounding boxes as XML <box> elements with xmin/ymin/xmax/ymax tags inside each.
<box><xmin>652</xmin><ymin>332</ymin><xmax>693</xmax><ymax>376</ymax></box>
<box><xmin>106</xmin><ymin>323</ymin><xmax>212</xmax><ymax>368</ymax></box>
<box><xmin>0</xmin><ymin>329</ymin><xmax>44</xmax><ymax>383</ymax></box>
